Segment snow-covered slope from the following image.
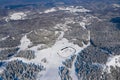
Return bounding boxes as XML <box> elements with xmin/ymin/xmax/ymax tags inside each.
<box><xmin>9</xmin><ymin>12</ymin><xmax>26</xmax><ymax>20</ymax></box>
<box><xmin>42</xmin><ymin>6</ymin><xmax>90</xmax><ymax>14</ymax></box>
<box><xmin>0</xmin><ymin>23</ymin><xmax>90</xmax><ymax>80</ymax></box>
<box><xmin>4</xmin><ymin>12</ymin><xmax>27</xmax><ymax>21</ymax></box>
<box><xmin>104</xmin><ymin>55</ymin><xmax>120</xmax><ymax>73</ymax></box>
<box><xmin>3</xmin><ymin>30</ymin><xmax>90</xmax><ymax>80</ymax></box>
<box><xmin>0</xmin><ymin>6</ymin><xmax>93</xmax><ymax>80</ymax></box>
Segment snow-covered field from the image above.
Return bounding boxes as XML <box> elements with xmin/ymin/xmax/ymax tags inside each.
<box><xmin>4</xmin><ymin>12</ymin><xmax>27</xmax><ymax>21</ymax></box>
<box><xmin>58</xmin><ymin>47</ymin><xmax>76</xmax><ymax>58</ymax></box>
<box><xmin>10</xmin><ymin>12</ymin><xmax>27</xmax><ymax>20</ymax></box>
<box><xmin>18</xmin><ymin>35</ymin><xmax>32</xmax><ymax>50</ymax></box>
<box><xmin>104</xmin><ymin>55</ymin><xmax>120</xmax><ymax>73</ymax></box>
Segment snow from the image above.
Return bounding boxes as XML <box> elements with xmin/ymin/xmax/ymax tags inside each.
<box><xmin>4</xmin><ymin>21</ymin><xmax>91</xmax><ymax>79</ymax></box>
<box><xmin>9</xmin><ymin>12</ymin><xmax>26</xmax><ymax>20</ymax></box>
<box><xmin>1</xmin><ymin>39</ymin><xmax>89</xmax><ymax>80</ymax></box>
<box><xmin>57</xmin><ymin>31</ymin><xmax>64</xmax><ymax>40</ymax></box>
<box><xmin>54</xmin><ymin>18</ymin><xmax>75</xmax><ymax>32</ymax></box>
<box><xmin>58</xmin><ymin>6</ymin><xmax>90</xmax><ymax>13</ymax></box>
<box><xmin>42</xmin><ymin>6</ymin><xmax>90</xmax><ymax>14</ymax></box>
<box><xmin>1</xmin><ymin>31</ymin><xmax>90</xmax><ymax>80</ymax></box>
<box><xmin>70</xmin><ymin>57</ymin><xmax>78</xmax><ymax>80</ymax></box>
<box><xmin>80</xmin><ymin>15</ymin><xmax>102</xmax><ymax>26</ymax></box>
<box><xmin>37</xmin><ymin>66</ymin><xmax>61</xmax><ymax>80</ymax></box>
<box><xmin>0</xmin><ymin>62</ymin><xmax>6</xmax><ymax>74</ymax></box>
<box><xmin>0</xmin><ymin>67</ymin><xmax>5</xmax><ymax>74</ymax></box>
<box><xmin>1</xmin><ymin>18</ymin><xmax>91</xmax><ymax>79</ymax></box>
<box><xmin>104</xmin><ymin>55</ymin><xmax>120</xmax><ymax>73</ymax></box>
<box><xmin>113</xmin><ymin>4</ymin><xmax>120</xmax><ymax>8</ymax></box>
<box><xmin>32</xmin><ymin>38</ymin><xmax>89</xmax><ymax>80</ymax></box>
<box><xmin>54</xmin><ymin>17</ymin><xmax>94</xmax><ymax>32</ymax></box>
<box><xmin>44</xmin><ymin>8</ymin><xmax>57</xmax><ymax>13</ymax></box>
<box><xmin>2</xmin><ymin>57</ymin><xmax>31</xmax><ymax>64</ymax></box>
<box><xmin>70</xmin><ymin>41</ymin><xmax>90</xmax><ymax>80</ymax></box>
<box><xmin>26</xmin><ymin>37</ymin><xmax>84</xmax><ymax>64</ymax></box>
<box><xmin>0</xmin><ymin>5</ymin><xmax>93</xmax><ymax>79</ymax></box>
<box><xmin>58</xmin><ymin>47</ymin><xmax>76</xmax><ymax>58</ymax></box>
<box><xmin>54</xmin><ymin>23</ymin><xmax>70</xmax><ymax>32</ymax></box>
<box><xmin>28</xmin><ymin>32</ymin><xmax>90</xmax><ymax>80</ymax></box>
<box><xmin>0</xmin><ymin>36</ymin><xmax>9</xmax><ymax>41</ymax></box>
<box><xmin>79</xmin><ymin>22</ymin><xmax>86</xmax><ymax>29</ymax></box>
<box><xmin>18</xmin><ymin>35</ymin><xmax>32</xmax><ymax>50</ymax></box>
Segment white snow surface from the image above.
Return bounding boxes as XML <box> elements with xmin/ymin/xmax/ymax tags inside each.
<box><xmin>113</xmin><ymin>4</ymin><xmax>120</xmax><ymax>8</ymax></box>
<box><xmin>0</xmin><ymin>36</ymin><xmax>9</xmax><ymax>41</ymax></box>
<box><xmin>54</xmin><ymin>18</ymin><xmax>75</xmax><ymax>32</ymax></box>
<box><xmin>43</xmin><ymin>6</ymin><xmax>90</xmax><ymax>14</ymax></box>
<box><xmin>18</xmin><ymin>35</ymin><xmax>32</xmax><ymax>50</ymax></box>
<box><xmin>104</xmin><ymin>55</ymin><xmax>120</xmax><ymax>73</ymax></box>
<box><xmin>33</xmin><ymin>38</ymin><xmax>90</xmax><ymax>80</ymax></box>
<box><xmin>79</xmin><ymin>22</ymin><xmax>86</xmax><ymax>29</ymax></box>
<box><xmin>44</xmin><ymin>8</ymin><xmax>57</xmax><ymax>13</ymax></box>
<box><xmin>58</xmin><ymin>6</ymin><xmax>90</xmax><ymax>13</ymax></box>
<box><xmin>58</xmin><ymin>47</ymin><xmax>76</xmax><ymax>58</ymax></box>
<box><xmin>9</xmin><ymin>12</ymin><xmax>27</xmax><ymax>20</ymax></box>
<box><xmin>0</xmin><ymin>67</ymin><xmax>5</xmax><ymax>74</ymax></box>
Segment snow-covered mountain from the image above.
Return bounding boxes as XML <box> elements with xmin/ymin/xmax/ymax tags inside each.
<box><xmin>0</xmin><ymin>0</ymin><xmax>120</xmax><ymax>80</ymax></box>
